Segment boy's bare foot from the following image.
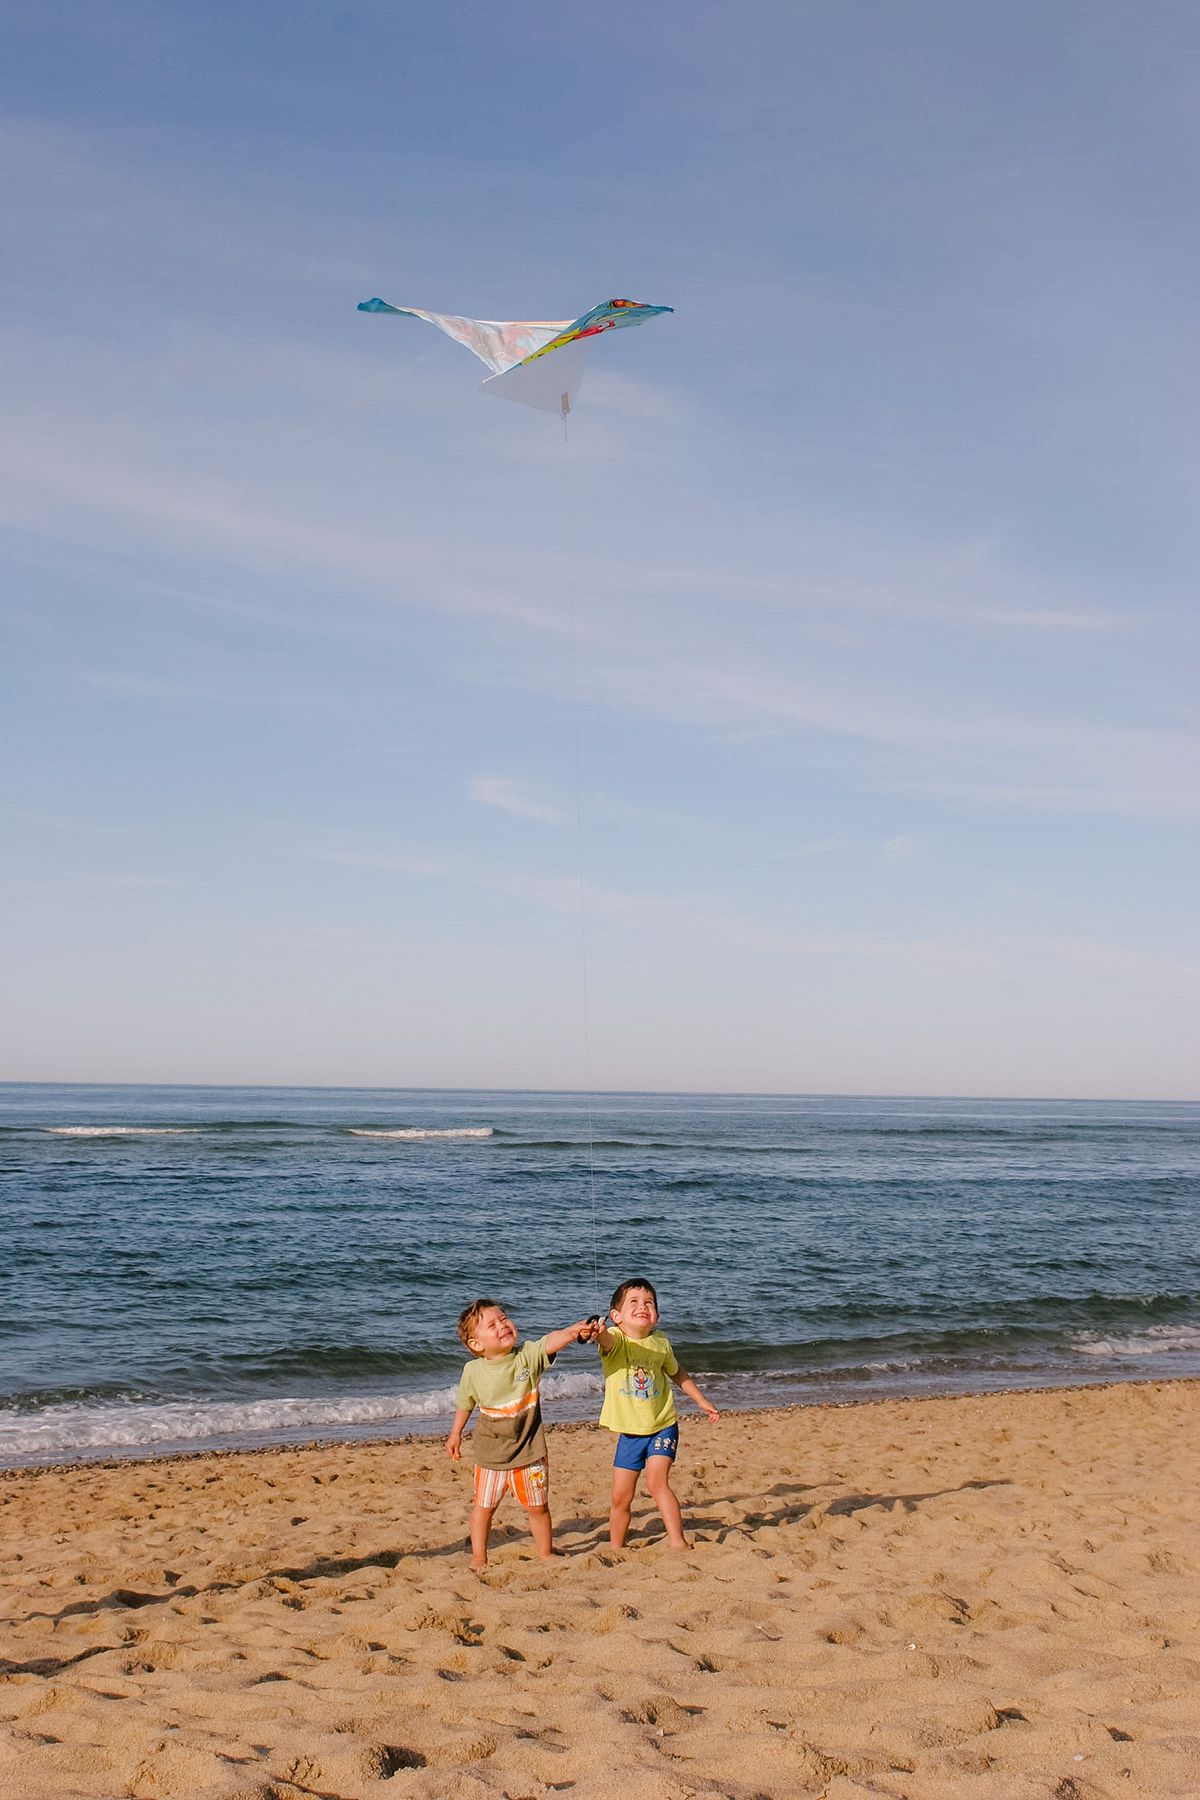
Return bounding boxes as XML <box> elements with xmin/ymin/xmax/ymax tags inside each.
<box><xmin>470</xmin><ymin>1559</ymin><xmax>488</xmax><ymax>1572</ymax></box>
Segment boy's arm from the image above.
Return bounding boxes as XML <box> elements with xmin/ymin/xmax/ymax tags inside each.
<box><xmin>671</xmin><ymin>1366</ymin><xmax>720</xmax><ymax>1423</ymax></box>
<box><xmin>445</xmin><ymin>1406</ymin><xmax>473</xmax><ymax>1460</ymax></box>
<box><xmin>595</xmin><ymin>1320</ymin><xmax>617</xmax><ymax>1354</ymax></box>
<box><xmin>543</xmin><ymin>1319</ymin><xmax>599</xmax><ymax>1356</ymax></box>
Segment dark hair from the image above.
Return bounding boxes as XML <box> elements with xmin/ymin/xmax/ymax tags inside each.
<box><xmin>610</xmin><ymin>1277</ymin><xmax>658</xmax><ymax>1312</ymax></box>
<box><xmin>457</xmin><ymin>1297</ymin><xmax>502</xmax><ymax>1351</ymax></box>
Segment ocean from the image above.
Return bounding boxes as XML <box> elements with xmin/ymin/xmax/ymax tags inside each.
<box><xmin>1</xmin><ymin>1084</ymin><xmax>1197</xmax><ymax>1468</ymax></box>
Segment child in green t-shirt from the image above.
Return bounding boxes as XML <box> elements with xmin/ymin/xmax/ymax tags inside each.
<box><xmin>446</xmin><ymin>1298</ymin><xmax>596</xmax><ymax>1568</ymax></box>
<box><xmin>595</xmin><ymin>1276</ymin><xmax>719</xmax><ymax>1550</ymax></box>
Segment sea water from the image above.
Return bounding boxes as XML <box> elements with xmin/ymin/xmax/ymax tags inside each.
<box><xmin>1</xmin><ymin>1084</ymin><xmax>1197</xmax><ymax>1467</ymax></box>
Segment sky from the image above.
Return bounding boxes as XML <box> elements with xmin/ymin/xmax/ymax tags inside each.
<box><xmin>2</xmin><ymin>1</ymin><xmax>1198</xmax><ymax>1098</ymax></box>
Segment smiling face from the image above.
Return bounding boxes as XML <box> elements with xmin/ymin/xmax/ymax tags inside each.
<box><xmin>467</xmin><ymin>1304</ymin><xmax>519</xmax><ymax>1359</ymax></box>
<box><xmin>610</xmin><ymin>1285</ymin><xmax>659</xmax><ymax>1340</ymax></box>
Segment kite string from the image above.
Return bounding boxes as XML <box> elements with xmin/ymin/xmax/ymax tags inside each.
<box><xmin>567</xmin><ymin>593</ymin><xmax>600</xmax><ymax>1312</ymax></box>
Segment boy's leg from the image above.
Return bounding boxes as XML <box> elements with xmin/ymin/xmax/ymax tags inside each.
<box><xmin>513</xmin><ymin>1463</ymin><xmax>555</xmax><ymax>1561</ymax></box>
<box><xmin>525</xmin><ymin>1505</ymin><xmax>554</xmax><ymax>1558</ymax></box>
<box><xmin>644</xmin><ymin>1454</ymin><xmax>688</xmax><ymax>1549</ymax></box>
<box><xmin>470</xmin><ymin>1465</ymin><xmax>506</xmax><ymax>1568</ymax></box>
<box><xmin>609</xmin><ymin>1468</ymin><xmax>639</xmax><ymax>1548</ymax></box>
<box><xmin>469</xmin><ymin>1502</ymin><xmax>498</xmax><ymax>1568</ymax></box>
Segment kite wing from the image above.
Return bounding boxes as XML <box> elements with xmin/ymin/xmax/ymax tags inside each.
<box><xmin>356</xmin><ymin>299</ymin><xmax>570</xmax><ymax>376</ymax></box>
<box><xmin>357</xmin><ymin>296</ymin><xmax>672</xmax><ymax>416</ymax></box>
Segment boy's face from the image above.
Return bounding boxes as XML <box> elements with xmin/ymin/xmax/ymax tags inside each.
<box><xmin>468</xmin><ymin>1304</ymin><xmax>519</xmax><ymax>1358</ymax></box>
<box><xmin>610</xmin><ymin>1286</ymin><xmax>658</xmax><ymax>1339</ymax></box>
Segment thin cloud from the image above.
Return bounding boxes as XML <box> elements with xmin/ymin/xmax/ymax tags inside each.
<box><xmin>883</xmin><ymin>834</ymin><xmax>918</xmax><ymax>862</ymax></box>
<box><xmin>304</xmin><ymin>848</ymin><xmax>447</xmax><ymax>878</ymax></box>
<box><xmin>494</xmin><ymin>869</ymin><xmax>1200</xmax><ymax>982</ymax></box>
<box><xmin>889</xmin><ymin>776</ymin><xmax>1200</xmax><ymax>822</ymax></box>
<box><xmin>3</xmin><ymin>870</ymin><xmax>187</xmax><ymax>891</ymax></box>
<box><xmin>771</xmin><ymin>834</ymin><xmax>849</xmax><ymax>861</ymax></box>
<box><xmin>6</xmin><ymin>399</ymin><xmax>1193</xmax><ymax>820</ymax></box>
<box><xmin>469</xmin><ymin>776</ymin><xmax>567</xmax><ymax>826</ymax></box>
<box><xmin>78</xmin><ymin>670</ymin><xmax>336</xmax><ymax>709</ymax></box>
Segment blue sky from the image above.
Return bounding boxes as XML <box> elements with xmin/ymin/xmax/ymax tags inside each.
<box><xmin>3</xmin><ymin>1</ymin><xmax>1197</xmax><ymax>1096</ymax></box>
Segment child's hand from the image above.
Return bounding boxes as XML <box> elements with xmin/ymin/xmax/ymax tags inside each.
<box><xmin>576</xmin><ymin>1316</ymin><xmax>600</xmax><ymax>1343</ymax></box>
<box><xmin>445</xmin><ymin>1433</ymin><xmax>462</xmax><ymax>1461</ymax></box>
<box><xmin>700</xmin><ymin>1404</ymin><xmax>720</xmax><ymax>1424</ymax></box>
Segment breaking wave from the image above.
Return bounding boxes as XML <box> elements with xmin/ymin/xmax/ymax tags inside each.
<box><xmin>1069</xmin><ymin>1324</ymin><xmax>1200</xmax><ymax>1359</ymax></box>
<box><xmin>347</xmin><ymin>1127</ymin><xmax>494</xmax><ymax>1139</ymax></box>
<box><xmin>0</xmin><ymin>1369</ymin><xmax>601</xmax><ymax>1463</ymax></box>
<box><xmin>46</xmin><ymin>1126</ymin><xmax>200</xmax><ymax>1138</ymax></box>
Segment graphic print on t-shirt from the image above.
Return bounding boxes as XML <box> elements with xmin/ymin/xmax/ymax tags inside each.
<box><xmin>623</xmin><ymin>1363</ymin><xmax>660</xmax><ymax>1403</ymax></box>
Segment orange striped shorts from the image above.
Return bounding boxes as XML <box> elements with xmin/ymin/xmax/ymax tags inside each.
<box><xmin>472</xmin><ymin>1460</ymin><xmax>549</xmax><ymax>1509</ymax></box>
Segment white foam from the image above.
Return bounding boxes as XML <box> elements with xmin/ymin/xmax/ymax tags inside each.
<box><xmin>47</xmin><ymin>1126</ymin><xmax>198</xmax><ymax>1137</ymax></box>
<box><xmin>1069</xmin><ymin>1324</ymin><xmax>1200</xmax><ymax>1358</ymax></box>
<box><xmin>348</xmin><ymin>1127</ymin><xmax>494</xmax><ymax>1139</ymax></box>
<box><xmin>0</xmin><ymin>1369</ymin><xmax>601</xmax><ymax>1461</ymax></box>
<box><xmin>542</xmin><ymin>1370</ymin><xmax>602</xmax><ymax>1401</ymax></box>
<box><xmin>0</xmin><ymin>1388</ymin><xmax>459</xmax><ymax>1458</ymax></box>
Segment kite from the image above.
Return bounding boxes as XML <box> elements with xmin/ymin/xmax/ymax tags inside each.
<box><xmin>356</xmin><ymin>295</ymin><xmax>672</xmax><ymax>418</ymax></box>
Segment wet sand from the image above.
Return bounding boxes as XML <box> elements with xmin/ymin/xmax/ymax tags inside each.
<box><xmin>1</xmin><ymin>1379</ymin><xmax>1197</xmax><ymax>1799</ymax></box>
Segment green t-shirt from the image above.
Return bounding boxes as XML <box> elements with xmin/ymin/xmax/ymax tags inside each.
<box><xmin>599</xmin><ymin>1327</ymin><xmax>679</xmax><ymax>1434</ymax></box>
<box><xmin>455</xmin><ymin>1336</ymin><xmax>555</xmax><ymax>1470</ymax></box>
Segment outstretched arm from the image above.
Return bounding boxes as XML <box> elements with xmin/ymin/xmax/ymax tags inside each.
<box><xmin>671</xmin><ymin>1365</ymin><xmax>720</xmax><ymax>1423</ymax></box>
<box><xmin>544</xmin><ymin>1318</ymin><xmax>599</xmax><ymax>1355</ymax></box>
<box><xmin>595</xmin><ymin>1318</ymin><xmax>617</xmax><ymax>1354</ymax></box>
<box><xmin>445</xmin><ymin>1406</ymin><xmax>473</xmax><ymax>1460</ymax></box>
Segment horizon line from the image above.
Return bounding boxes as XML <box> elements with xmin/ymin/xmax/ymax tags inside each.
<box><xmin>1</xmin><ymin>1080</ymin><xmax>1197</xmax><ymax>1106</ymax></box>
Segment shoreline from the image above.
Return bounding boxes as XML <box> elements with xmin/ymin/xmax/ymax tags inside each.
<box><xmin>4</xmin><ymin>1369</ymin><xmax>1198</xmax><ymax>1481</ymax></box>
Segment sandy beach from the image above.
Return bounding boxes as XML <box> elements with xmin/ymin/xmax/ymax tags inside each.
<box><xmin>1</xmin><ymin>1379</ymin><xmax>1197</xmax><ymax>1800</ymax></box>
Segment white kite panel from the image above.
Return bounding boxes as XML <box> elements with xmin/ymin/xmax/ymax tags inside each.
<box><xmin>481</xmin><ymin>339</ymin><xmax>591</xmax><ymax>414</ymax></box>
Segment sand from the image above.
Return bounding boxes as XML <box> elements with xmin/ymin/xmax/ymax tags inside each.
<box><xmin>1</xmin><ymin>1380</ymin><xmax>1197</xmax><ymax>1800</ymax></box>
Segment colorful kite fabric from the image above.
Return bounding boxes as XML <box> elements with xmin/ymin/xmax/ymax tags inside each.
<box><xmin>512</xmin><ymin>298</ymin><xmax>673</xmax><ymax>366</ymax></box>
<box><xmin>357</xmin><ymin>296</ymin><xmax>672</xmax><ymax>415</ymax></box>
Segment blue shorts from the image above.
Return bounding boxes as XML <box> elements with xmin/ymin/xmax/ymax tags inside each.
<box><xmin>613</xmin><ymin>1423</ymin><xmax>679</xmax><ymax>1471</ymax></box>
